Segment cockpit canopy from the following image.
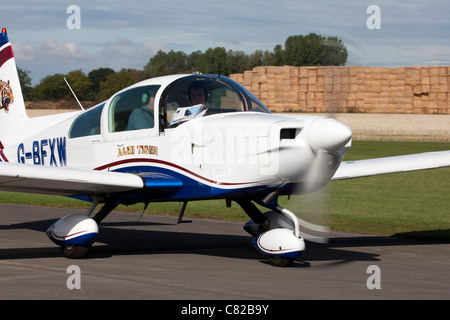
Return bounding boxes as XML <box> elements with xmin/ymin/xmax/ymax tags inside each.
<box><xmin>69</xmin><ymin>74</ymin><xmax>271</xmax><ymax>139</ymax></box>
<box><xmin>161</xmin><ymin>74</ymin><xmax>271</xmax><ymax>128</ymax></box>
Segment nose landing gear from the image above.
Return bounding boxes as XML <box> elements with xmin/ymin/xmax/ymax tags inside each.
<box><xmin>239</xmin><ymin>199</ymin><xmax>308</xmax><ymax>267</ymax></box>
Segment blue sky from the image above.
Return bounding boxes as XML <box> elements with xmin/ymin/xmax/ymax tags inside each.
<box><xmin>2</xmin><ymin>1</ymin><xmax>450</xmax><ymax>85</ymax></box>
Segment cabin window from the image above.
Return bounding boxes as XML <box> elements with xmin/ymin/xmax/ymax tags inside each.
<box><xmin>69</xmin><ymin>103</ymin><xmax>104</xmax><ymax>139</ymax></box>
<box><xmin>108</xmin><ymin>85</ymin><xmax>160</xmax><ymax>133</ymax></box>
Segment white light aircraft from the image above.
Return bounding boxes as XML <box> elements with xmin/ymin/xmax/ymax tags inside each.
<box><xmin>1</xmin><ymin>28</ymin><xmax>449</xmax><ymax>267</ymax></box>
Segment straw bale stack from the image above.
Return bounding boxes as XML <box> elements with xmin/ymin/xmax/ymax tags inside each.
<box><xmin>229</xmin><ymin>65</ymin><xmax>450</xmax><ymax>114</ymax></box>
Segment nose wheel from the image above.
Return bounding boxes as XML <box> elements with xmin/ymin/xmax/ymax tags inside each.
<box><xmin>252</xmin><ymin>226</ymin><xmax>305</xmax><ymax>267</ymax></box>
<box><xmin>241</xmin><ymin>200</ymin><xmax>307</xmax><ymax>267</ymax></box>
<box><xmin>61</xmin><ymin>244</ymin><xmax>92</xmax><ymax>259</ymax></box>
<box><xmin>268</xmin><ymin>256</ymin><xmax>295</xmax><ymax>268</ymax></box>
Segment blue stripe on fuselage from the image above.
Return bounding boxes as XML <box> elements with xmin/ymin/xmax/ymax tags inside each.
<box><xmin>111</xmin><ymin>165</ymin><xmax>270</xmax><ymax>203</ymax></box>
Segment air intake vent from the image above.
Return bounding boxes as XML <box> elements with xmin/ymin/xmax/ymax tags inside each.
<box><xmin>280</xmin><ymin>128</ymin><xmax>297</xmax><ymax>140</ymax></box>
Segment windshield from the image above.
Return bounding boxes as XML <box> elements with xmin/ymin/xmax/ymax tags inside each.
<box><xmin>161</xmin><ymin>75</ymin><xmax>270</xmax><ymax>128</ymax></box>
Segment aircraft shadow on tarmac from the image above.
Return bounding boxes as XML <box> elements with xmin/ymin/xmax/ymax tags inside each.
<box><xmin>0</xmin><ymin>217</ymin><xmax>440</xmax><ymax>268</ymax></box>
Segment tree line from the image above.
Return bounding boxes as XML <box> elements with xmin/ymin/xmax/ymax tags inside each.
<box><xmin>20</xmin><ymin>33</ymin><xmax>347</xmax><ymax>102</ymax></box>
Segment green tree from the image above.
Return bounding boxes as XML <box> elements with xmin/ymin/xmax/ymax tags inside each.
<box><xmin>228</xmin><ymin>50</ymin><xmax>250</xmax><ymax>74</ymax></box>
<box><xmin>33</xmin><ymin>73</ymin><xmax>67</xmax><ymax>101</ymax></box>
<box><xmin>141</xmin><ymin>33</ymin><xmax>347</xmax><ymax>80</ymax></box>
<box><xmin>319</xmin><ymin>36</ymin><xmax>348</xmax><ymax>66</ymax></box>
<box><xmin>96</xmin><ymin>69</ymin><xmax>136</xmax><ymax>101</ymax></box>
<box><xmin>195</xmin><ymin>47</ymin><xmax>231</xmax><ymax>75</ymax></box>
<box><xmin>88</xmin><ymin>68</ymin><xmax>115</xmax><ymax>99</ymax></box>
<box><xmin>282</xmin><ymin>33</ymin><xmax>347</xmax><ymax>66</ymax></box>
<box><xmin>272</xmin><ymin>44</ymin><xmax>284</xmax><ymax>66</ymax></box>
<box><xmin>248</xmin><ymin>50</ymin><xmax>264</xmax><ymax>69</ymax></box>
<box><xmin>186</xmin><ymin>50</ymin><xmax>203</xmax><ymax>73</ymax></box>
<box><xmin>144</xmin><ymin>50</ymin><xmax>188</xmax><ymax>78</ymax></box>
<box><xmin>65</xmin><ymin>70</ymin><xmax>91</xmax><ymax>100</ymax></box>
<box><xmin>17</xmin><ymin>67</ymin><xmax>33</xmax><ymax>101</ymax></box>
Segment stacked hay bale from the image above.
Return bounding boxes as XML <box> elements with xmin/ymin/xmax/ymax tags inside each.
<box><xmin>230</xmin><ymin>65</ymin><xmax>449</xmax><ymax>114</ymax></box>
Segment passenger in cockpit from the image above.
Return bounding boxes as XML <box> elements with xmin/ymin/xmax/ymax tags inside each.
<box><xmin>128</xmin><ymin>87</ymin><xmax>158</xmax><ymax>130</ymax></box>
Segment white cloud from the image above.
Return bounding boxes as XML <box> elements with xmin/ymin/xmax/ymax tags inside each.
<box><xmin>13</xmin><ymin>36</ymin><xmax>166</xmax><ymax>84</ymax></box>
<box><xmin>42</xmin><ymin>38</ymin><xmax>89</xmax><ymax>64</ymax></box>
<box><xmin>13</xmin><ymin>42</ymin><xmax>35</xmax><ymax>61</ymax></box>
<box><xmin>92</xmin><ymin>37</ymin><xmax>165</xmax><ymax>70</ymax></box>
<box><xmin>13</xmin><ymin>38</ymin><xmax>90</xmax><ymax>64</ymax></box>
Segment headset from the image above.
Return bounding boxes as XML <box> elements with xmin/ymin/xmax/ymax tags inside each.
<box><xmin>141</xmin><ymin>86</ymin><xmax>159</xmax><ymax>105</ymax></box>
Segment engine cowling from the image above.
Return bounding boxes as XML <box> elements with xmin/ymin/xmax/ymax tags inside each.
<box><xmin>47</xmin><ymin>214</ymin><xmax>98</xmax><ymax>246</ymax></box>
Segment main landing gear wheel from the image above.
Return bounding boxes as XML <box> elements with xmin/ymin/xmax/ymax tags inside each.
<box><xmin>61</xmin><ymin>244</ymin><xmax>92</xmax><ymax>259</ymax></box>
<box><xmin>47</xmin><ymin>202</ymin><xmax>120</xmax><ymax>259</ymax></box>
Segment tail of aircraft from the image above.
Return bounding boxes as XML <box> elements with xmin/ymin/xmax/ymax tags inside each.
<box><xmin>0</xmin><ymin>28</ymin><xmax>28</xmax><ymax>146</ymax></box>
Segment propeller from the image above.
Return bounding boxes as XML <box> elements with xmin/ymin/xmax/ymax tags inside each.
<box><xmin>279</xmin><ymin>107</ymin><xmax>352</xmax><ymax>243</ymax></box>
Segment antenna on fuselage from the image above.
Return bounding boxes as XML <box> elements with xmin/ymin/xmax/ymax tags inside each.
<box><xmin>64</xmin><ymin>77</ymin><xmax>85</xmax><ymax>111</ymax></box>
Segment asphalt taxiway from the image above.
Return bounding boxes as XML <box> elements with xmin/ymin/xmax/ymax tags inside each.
<box><xmin>0</xmin><ymin>203</ymin><xmax>449</xmax><ymax>300</ymax></box>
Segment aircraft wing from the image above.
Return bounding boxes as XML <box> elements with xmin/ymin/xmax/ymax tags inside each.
<box><xmin>0</xmin><ymin>162</ymin><xmax>145</xmax><ymax>196</ymax></box>
<box><xmin>332</xmin><ymin>150</ymin><xmax>450</xmax><ymax>180</ymax></box>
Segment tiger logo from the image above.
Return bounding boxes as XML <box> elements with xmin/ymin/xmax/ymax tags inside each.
<box><xmin>0</xmin><ymin>80</ymin><xmax>14</xmax><ymax>111</ymax></box>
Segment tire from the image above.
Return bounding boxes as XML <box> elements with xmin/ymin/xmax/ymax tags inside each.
<box><xmin>61</xmin><ymin>244</ymin><xmax>91</xmax><ymax>259</ymax></box>
<box><xmin>268</xmin><ymin>256</ymin><xmax>294</xmax><ymax>267</ymax></box>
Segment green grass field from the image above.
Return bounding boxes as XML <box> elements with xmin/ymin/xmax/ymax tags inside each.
<box><xmin>0</xmin><ymin>140</ymin><xmax>449</xmax><ymax>241</ymax></box>
<box><xmin>329</xmin><ymin>141</ymin><xmax>450</xmax><ymax>241</ymax></box>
